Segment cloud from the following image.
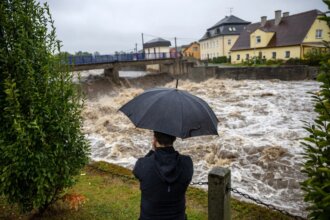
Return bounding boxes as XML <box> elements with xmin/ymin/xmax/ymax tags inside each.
<box><xmin>41</xmin><ymin>0</ymin><xmax>327</xmax><ymax>54</ymax></box>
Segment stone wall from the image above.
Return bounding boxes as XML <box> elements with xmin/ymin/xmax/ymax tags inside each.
<box><xmin>185</xmin><ymin>65</ymin><xmax>319</xmax><ymax>82</ymax></box>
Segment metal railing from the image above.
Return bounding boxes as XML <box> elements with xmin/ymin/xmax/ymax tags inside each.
<box><xmin>68</xmin><ymin>52</ymin><xmax>181</xmax><ymax>66</ymax></box>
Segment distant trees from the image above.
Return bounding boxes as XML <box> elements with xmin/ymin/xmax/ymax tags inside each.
<box><xmin>0</xmin><ymin>0</ymin><xmax>89</xmax><ymax>213</ymax></box>
<box><xmin>75</xmin><ymin>51</ymin><xmax>92</xmax><ymax>56</ymax></box>
<box><xmin>301</xmin><ymin>1</ymin><xmax>330</xmax><ymax>219</ymax></box>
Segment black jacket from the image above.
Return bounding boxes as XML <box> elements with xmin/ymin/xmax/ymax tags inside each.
<box><xmin>133</xmin><ymin>146</ymin><xmax>193</xmax><ymax>220</ymax></box>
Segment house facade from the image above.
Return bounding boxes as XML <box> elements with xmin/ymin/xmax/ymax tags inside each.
<box><xmin>182</xmin><ymin>42</ymin><xmax>200</xmax><ymax>59</ymax></box>
<box><xmin>143</xmin><ymin>38</ymin><xmax>171</xmax><ymax>59</ymax></box>
<box><xmin>230</xmin><ymin>10</ymin><xmax>330</xmax><ymax>64</ymax></box>
<box><xmin>199</xmin><ymin>15</ymin><xmax>250</xmax><ymax>60</ymax></box>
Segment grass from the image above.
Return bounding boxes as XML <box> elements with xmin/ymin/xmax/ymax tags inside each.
<box><xmin>0</xmin><ymin>161</ymin><xmax>295</xmax><ymax>220</ymax></box>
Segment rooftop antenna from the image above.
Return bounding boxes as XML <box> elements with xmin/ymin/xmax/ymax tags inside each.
<box><xmin>227</xmin><ymin>7</ymin><xmax>234</xmax><ymax>15</ymax></box>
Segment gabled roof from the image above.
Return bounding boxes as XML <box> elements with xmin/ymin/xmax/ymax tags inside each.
<box><xmin>231</xmin><ymin>10</ymin><xmax>322</xmax><ymax>51</ymax></box>
<box><xmin>182</xmin><ymin>42</ymin><xmax>200</xmax><ymax>53</ymax></box>
<box><xmin>143</xmin><ymin>38</ymin><xmax>171</xmax><ymax>48</ymax></box>
<box><xmin>200</xmin><ymin>15</ymin><xmax>250</xmax><ymax>41</ymax></box>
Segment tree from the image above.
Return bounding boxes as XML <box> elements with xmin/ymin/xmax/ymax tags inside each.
<box><xmin>75</xmin><ymin>51</ymin><xmax>92</xmax><ymax>56</ymax></box>
<box><xmin>0</xmin><ymin>0</ymin><xmax>89</xmax><ymax>213</ymax></box>
<box><xmin>301</xmin><ymin>1</ymin><xmax>330</xmax><ymax>219</ymax></box>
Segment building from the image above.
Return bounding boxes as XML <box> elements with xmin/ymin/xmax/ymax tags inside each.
<box><xmin>143</xmin><ymin>38</ymin><xmax>171</xmax><ymax>59</ymax></box>
<box><xmin>230</xmin><ymin>10</ymin><xmax>330</xmax><ymax>64</ymax></box>
<box><xmin>182</xmin><ymin>42</ymin><xmax>200</xmax><ymax>59</ymax></box>
<box><xmin>199</xmin><ymin>15</ymin><xmax>251</xmax><ymax>60</ymax></box>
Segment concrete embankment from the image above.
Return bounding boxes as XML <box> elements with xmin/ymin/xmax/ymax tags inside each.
<box><xmin>184</xmin><ymin>65</ymin><xmax>319</xmax><ymax>82</ymax></box>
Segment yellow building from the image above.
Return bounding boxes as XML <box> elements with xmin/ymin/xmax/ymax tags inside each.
<box><xmin>231</xmin><ymin>10</ymin><xmax>330</xmax><ymax>64</ymax></box>
<box><xmin>182</xmin><ymin>42</ymin><xmax>200</xmax><ymax>59</ymax></box>
<box><xmin>199</xmin><ymin>15</ymin><xmax>250</xmax><ymax>60</ymax></box>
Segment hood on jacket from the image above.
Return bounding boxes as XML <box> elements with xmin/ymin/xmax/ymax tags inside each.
<box><xmin>153</xmin><ymin>146</ymin><xmax>182</xmax><ymax>184</ymax></box>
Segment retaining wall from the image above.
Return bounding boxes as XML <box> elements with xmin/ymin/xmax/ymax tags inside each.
<box><xmin>185</xmin><ymin>65</ymin><xmax>319</xmax><ymax>82</ymax></box>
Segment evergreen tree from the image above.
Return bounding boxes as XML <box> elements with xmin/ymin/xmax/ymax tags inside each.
<box><xmin>0</xmin><ymin>0</ymin><xmax>89</xmax><ymax>213</ymax></box>
<box><xmin>301</xmin><ymin>1</ymin><xmax>330</xmax><ymax>219</ymax></box>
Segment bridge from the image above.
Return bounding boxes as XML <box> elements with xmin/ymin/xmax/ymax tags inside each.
<box><xmin>69</xmin><ymin>52</ymin><xmax>197</xmax><ymax>83</ymax></box>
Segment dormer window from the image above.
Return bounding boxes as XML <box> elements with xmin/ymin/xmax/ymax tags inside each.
<box><xmin>229</xmin><ymin>27</ymin><xmax>233</xmax><ymax>31</ymax></box>
<box><xmin>316</xmin><ymin>29</ymin><xmax>323</xmax><ymax>39</ymax></box>
<box><xmin>216</xmin><ymin>28</ymin><xmax>220</xmax><ymax>34</ymax></box>
<box><xmin>256</xmin><ymin>36</ymin><xmax>261</xmax><ymax>44</ymax></box>
<box><xmin>233</xmin><ymin>27</ymin><xmax>236</xmax><ymax>31</ymax></box>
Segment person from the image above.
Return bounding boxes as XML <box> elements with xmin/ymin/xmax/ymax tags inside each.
<box><xmin>133</xmin><ymin>131</ymin><xmax>194</xmax><ymax>220</ymax></box>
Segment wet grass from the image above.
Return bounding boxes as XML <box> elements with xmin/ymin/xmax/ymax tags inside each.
<box><xmin>0</xmin><ymin>161</ymin><xmax>295</xmax><ymax>220</ymax></box>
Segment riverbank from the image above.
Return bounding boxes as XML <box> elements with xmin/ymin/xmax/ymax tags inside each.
<box><xmin>0</xmin><ymin>161</ymin><xmax>295</xmax><ymax>220</ymax></box>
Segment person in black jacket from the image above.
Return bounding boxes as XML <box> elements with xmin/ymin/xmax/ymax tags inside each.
<box><xmin>133</xmin><ymin>131</ymin><xmax>194</xmax><ymax>220</ymax></box>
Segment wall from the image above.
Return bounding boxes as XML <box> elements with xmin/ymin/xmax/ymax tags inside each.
<box><xmin>224</xmin><ymin>35</ymin><xmax>239</xmax><ymax>58</ymax></box>
<box><xmin>200</xmin><ymin>35</ymin><xmax>240</xmax><ymax>60</ymax></box>
<box><xmin>250</xmin><ymin>29</ymin><xmax>275</xmax><ymax>48</ymax></box>
<box><xmin>231</xmin><ymin>46</ymin><xmax>301</xmax><ymax>63</ymax></box>
<box><xmin>144</xmin><ymin>46</ymin><xmax>170</xmax><ymax>59</ymax></box>
<box><xmin>304</xmin><ymin>16</ymin><xmax>330</xmax><ymax>43</ymax></box>
<box><xmin>184</xmin><ymin>65</ymin><xmax>318</xmax><ymax>81</ymax></box>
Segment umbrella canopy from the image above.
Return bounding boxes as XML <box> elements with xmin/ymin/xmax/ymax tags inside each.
<box><xmin>119</xmin><ymin>88</ymin><xmax>218</xmax><ymax>138</ymax></box>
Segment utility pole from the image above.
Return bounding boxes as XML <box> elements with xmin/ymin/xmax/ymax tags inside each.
<box><xmin>135</xmin><ymin>43</ymin><xmax>137</xmax><ymax>53</ymax></box>
<box><xmin>174</xmin><ymin>37</ymin><xmax>178</xmax><ymax>58</ymax></box>
<box><xmin>141</xmin><ymin>33</ymin><xmax>145</xmax><ymax>50</ymax></box>
<box><xmin>141</xmin><ymin>33</ymin><xmax>145</xmax><ymax>58</ymax></box>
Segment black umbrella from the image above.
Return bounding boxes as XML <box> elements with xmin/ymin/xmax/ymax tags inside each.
<box><xmin>119</xmin><ymin>87</ymin><xmax>218</xmax><ymax>139</ymax></box>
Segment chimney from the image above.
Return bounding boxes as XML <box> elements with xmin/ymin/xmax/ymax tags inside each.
<box><xmin>283</xmin><ymin>12</ymin><xmax>289</xmax><ymax>17</ymax></box>
<box><xmin>261</xmin><ymin>16</ymin><xmax>267</xmax><ymax>27</ymax></box>
<box><xmin>275</xmin><ymin>10</ymin><xmax>282</xmax><ymax>25</ymax></box>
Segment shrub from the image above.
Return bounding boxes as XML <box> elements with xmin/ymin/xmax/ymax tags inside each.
<box><xmin>210</xmin><ymin>56</ymin><xmax>228</xmax><ymax>64</ymax></box>
<box><xmin>301</xmin><ymin>1</ymin><xmax>330</xmax><ymax>219</ymax></box>
<box><xmin>0</xmin><ymin>0</ymin><xmax>89</xmax><ymax>213</ymax></box>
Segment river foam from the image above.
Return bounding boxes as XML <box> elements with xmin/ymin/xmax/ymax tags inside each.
<box><xmin>81</xmin><ymin>72</ymin><xmax>319</xmax><ymax>217</ymax></box>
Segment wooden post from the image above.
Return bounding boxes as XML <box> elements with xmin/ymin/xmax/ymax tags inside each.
<box><xmin>208</xmin><ymin>167</ymin><xmax>231</xmax><ymax>220</ymax></box>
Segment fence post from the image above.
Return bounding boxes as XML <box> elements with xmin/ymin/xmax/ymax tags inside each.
<box><xmin>208</xmin><ymin>167</ymin><xmax>231</xmax><ymax>220</ymax></box>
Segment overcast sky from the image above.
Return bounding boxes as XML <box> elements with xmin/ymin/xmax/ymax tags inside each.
<box><xmin>42</xmin><ymin>0</ymin><xmax>327</xmax><ymax>54</ymax></box>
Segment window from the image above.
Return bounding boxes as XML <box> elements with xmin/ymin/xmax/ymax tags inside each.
<box><xmin>228</xmin><ymin>39</ymin><xmax>231</xmax><ymax>45</ymax></box>
<box><xmin>233</xmin><ymin>27</ymin><xmax>236</xmax><ymax>31</ymax></box>
<box><xmin>237</xmin><ymin>54</ymin><xmax>240</xmax><ymax>60</ymax></box>
<box><xmin>229</xmin><ymin>27</ymin><xmax>233</xmax><ymax>31</ymax></box>
<box><xmin>258</xmin><ymin>52</ymin><xmax>262</xmax><ymax>58</ymax></box>
<box><xmin>246</xmin><ymin>54</ymin><xmax>250</xmax><ymax>60</ymax></box>
<box><xmin>256</xmin><ymin>36</ymin><xmax>261</xmax><ymax>44</ymax></box>
<box><xmin>193</xmin><ymin>47</ymin><xmax>198</xmax><ymax>51</ymax></box>
<box><xmin>272</xmin><ymin>52</ymin><xmax>276</xmax><ymax>59</ymax></box>
<box><xmin>316</xmin><ymin>29</ymin><xmax>323</xmax><ymax>39</ymax></box>
<box><xmin>285</xmin><ymin>51</ymin><xmax>290</xmax><ymax>58</ymax></box>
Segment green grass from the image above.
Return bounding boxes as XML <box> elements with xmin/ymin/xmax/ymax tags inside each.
<box><xmin>0</xmin><ymin>161</ymin><xmax>295</xmax><ymax>220</ymax></box>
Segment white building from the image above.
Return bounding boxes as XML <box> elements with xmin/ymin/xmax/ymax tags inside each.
<box><xmin>143</xmin><ymin>38</ymin><xmax>171</xmax><ymax>59</ymax></box>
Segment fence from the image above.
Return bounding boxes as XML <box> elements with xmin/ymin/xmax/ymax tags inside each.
<box><xmin>89</xmin><ymin>164</ymin><xmax>305</xmax><ymax>220</ymax></box>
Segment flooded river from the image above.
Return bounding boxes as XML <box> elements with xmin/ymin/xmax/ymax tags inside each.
<box><xmin>79</xmin><ymin>70</ymin><xmax>319</xmax><ymax>217</ymax></box>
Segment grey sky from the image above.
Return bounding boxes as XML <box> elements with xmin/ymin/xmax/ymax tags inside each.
<box><xmin>43</xmin><ymin>0</ymin><xmax>327</xmax><ymax>54</ymax></box>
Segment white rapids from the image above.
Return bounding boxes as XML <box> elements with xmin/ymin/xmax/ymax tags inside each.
<box><xmin>81</xmin><ymin>71</ymin><xmax>319</xmax><ymax>217</ymax></box>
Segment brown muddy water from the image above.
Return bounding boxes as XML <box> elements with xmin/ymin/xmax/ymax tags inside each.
<box><xmin>77</xmin><ymin>70</ymin><xmax>320</xmax><ymax>217</ymax></box>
